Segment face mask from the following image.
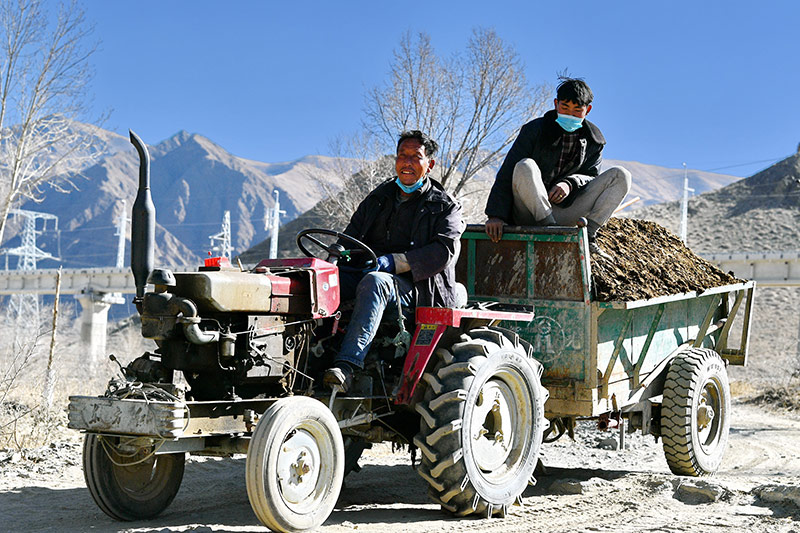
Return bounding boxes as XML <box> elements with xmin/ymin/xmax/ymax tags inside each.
<box><xmin>395</xmin><ymin>176</ymin><xmax>426</xmax><ymax>193</ymax></box>
<box><xmin>555</xmin><ymin>113</ymin><xmax>584</xmax><ymax>132</ymax></box>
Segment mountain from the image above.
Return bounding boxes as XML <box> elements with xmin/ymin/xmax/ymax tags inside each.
<box><xmin>602</xmin><ymin>159</ymin><xmax>740</xmax><ymax>208</ymax></box>
<box><xmin>630</xmin><ymin>151</ymin><xmax>800</xmax><ymax>253</ymax></box>
<box><xmin>4</xmin><ymin>127</ymin><xmax>345</xmax><ymax>269</ymax></box>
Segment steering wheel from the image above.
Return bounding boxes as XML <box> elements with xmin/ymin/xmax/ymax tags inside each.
<box><xmin>296</xmin><ymin>228</ymin><xmax>378</xmax><ymax>272</ymax></box>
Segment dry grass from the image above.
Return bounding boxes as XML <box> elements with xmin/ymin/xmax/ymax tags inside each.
<box><xmin>729</xmin><ymin>379</ymin><xmax>758</xmax><ymax>398</ymax></box>
<box><xmin>0</xmin><ymin>301</ymin><xmax>155</xmax><ymax>451</ymax></box>
<box><xmin>742</xmin><ymin>381</ymin><xmax>800</xmax><ymax>414</ymax></box>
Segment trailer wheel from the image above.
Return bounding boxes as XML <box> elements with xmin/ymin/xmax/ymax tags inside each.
<box><xmin>246</xmin><ymin>396</ymin><xmax>344</xmax><ymax>532</ymax></box>
<box><xmin>414</xmin><ymin>327</ymin><xmax>548</xmax><ymax>517</ymax></box>
<box><xmin>661</xmin><ymin>348</ymin><xmax>731</xmax><ymax>476</ymax></box>
<box><xmin>83</xmin><ymin>434</ymin><xmax>185</xmax><ymax>520</ymax></box>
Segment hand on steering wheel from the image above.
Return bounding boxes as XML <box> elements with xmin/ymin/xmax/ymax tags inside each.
<box><xmin>296</xmin><ymin>228</ymin><xmax>378</xmax><ymax>273</ymax></box>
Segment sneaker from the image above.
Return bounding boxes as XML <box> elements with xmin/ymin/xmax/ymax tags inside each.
<box><xmin>588</xmin><ymin>241</ymin><xmax>612</xmax><ymax>261</ymax></box>
<box><xmin>323</xmin><ymin>362</ymin><xmax>354</xmax><ymax>392</ymax></box>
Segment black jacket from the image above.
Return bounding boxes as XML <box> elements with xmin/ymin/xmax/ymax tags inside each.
<box><xmin>343</xmin><ymin>178</ymin><xmax>465</xmax><ymax>308</ymax></box>
<box><xmin>485</xmin><ymin>109</ymin><xmax>606</xmax><ymax>223</ymax></box>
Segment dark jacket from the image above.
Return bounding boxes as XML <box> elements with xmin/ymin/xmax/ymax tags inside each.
<box><xmin>343</xmin><ymin>178</ymin><xmax>465</xmax><ymax>308</ymax></box>
<box><xmin>485</xmin><ymin>109</ymin><xmax>606</xmax><ymax>223</ymax></box>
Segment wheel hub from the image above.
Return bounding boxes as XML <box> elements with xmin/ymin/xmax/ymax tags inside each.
<box><xmin>471</xmin><ymin>380</ymin><xmax>515</xmax><ymax>472</ymax></box>
<box><xmin>697</xmin><ymin>402</ymin><xmax>715</xmax><ymax>429</ymax></box>
<box><xmin>697</xmin><ymin>380</ymin><xmax>723</xmax><ymax>449</ymax></box>
<box><xmin>276</xmin><ymin>429</ymin><xmax>321</xmax><ymax>504</ymax></box>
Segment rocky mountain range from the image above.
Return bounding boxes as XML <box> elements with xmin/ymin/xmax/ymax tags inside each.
<box><xmin>631</xmin><ymin>151</ymin><xmax>800</xmax><ymax>253</ymax></box>
<box><xmin>3</xmin><ymin>126</ymin><xmax>344</xmax><ymax>268</ymax></box>
<box><xmin>2</xmin><ymin>123</ymin><xmax>743</xmax><ymax>269</ymax></box>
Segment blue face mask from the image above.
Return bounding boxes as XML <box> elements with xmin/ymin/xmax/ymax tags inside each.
<box><xmin>555</xmin><ymin>113</ymin><xmax>584</xmax><ymax>132</ymax></box>
<box><xmin>395</xmin><ymin>176</ymin><xmax>426</xmax><ymax>193</ymax></box>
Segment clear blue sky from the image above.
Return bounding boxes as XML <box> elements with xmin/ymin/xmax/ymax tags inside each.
<box><xmin>83</xmin><ymin>0</ymin><xmax>799</xmax><ymax>178</ymax></box>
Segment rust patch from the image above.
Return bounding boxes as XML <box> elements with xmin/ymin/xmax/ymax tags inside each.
<box><xmin>474</xmin><ymin>240</ymin><xmax>527</xmax><ymax>297</ymax></box>
<box><xmin>534</xmin><ymin>242</ymin><xmax>583</xmax><ymax>301</ymax></box>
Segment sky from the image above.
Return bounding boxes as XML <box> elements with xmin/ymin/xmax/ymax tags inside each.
<box><xmin>80</xmin><ymin>0</ymin><xmax>800</xmax><ymax>179</ymax></box>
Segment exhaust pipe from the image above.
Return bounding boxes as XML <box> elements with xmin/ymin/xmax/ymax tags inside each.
<box><xmin>129</xmin><ymin>130</ymin><xmax>155</xmax><ymax>304</ymax></box>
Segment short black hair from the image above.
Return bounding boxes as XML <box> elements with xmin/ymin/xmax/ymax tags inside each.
<box><xmin>397</xmin><ymin>130</ymin><xmax>438</xmax><ymax>157</ymax></box>
<box><xmin>556</xmin><ymin>77</ymin><xmax>593</xmax><ymax>107</ymax></box>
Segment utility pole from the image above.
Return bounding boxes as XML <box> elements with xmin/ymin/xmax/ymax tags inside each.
<box><xmin>115</xmin><ymin>199</ymin><xmax>127</xmax><ymax>269</ymax></box>
<box><xmin>209</xmin><ymin>211</ymin><xmax>232</xmax><ymax>260</ymax></box>
<box><xmin>266</xmin><ymin>190</ymin><xmax>286</xmax><ymax>259</ymax></box>
<box><xmin>679</xmin><ymin>163</ymin><xmax>694</xmax><ymax>244</ymax></box>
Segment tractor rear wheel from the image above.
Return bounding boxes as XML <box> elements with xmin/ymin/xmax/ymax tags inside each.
<box><xmin>414</xmin><ymin>327</ymin><xmax>548</xmax><ymax>517</ymax></box>
<box><xmin>83</xmin><ymin>434</ymin><xmax>185</xmax><ymax>520</ymax></box>
<box><xmin>661</xmin><ymin>347</ymin><xmax>731</xmax><ymax>476</ymax></box>
<box><xmin>246</xmin><ymin>396</ymin><xmax>344</xmax><ymax>532</ymax></box>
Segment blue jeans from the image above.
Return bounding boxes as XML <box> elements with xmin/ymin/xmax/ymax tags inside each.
<box><xmin>335</xmin><ymin>271</ymin><xmax>415</xmax><ymax>369</ymax></box>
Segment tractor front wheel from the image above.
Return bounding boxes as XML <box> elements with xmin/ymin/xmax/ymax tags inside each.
<box><xmin>246</xmin><ymin>396</ymin><xmax>344</xmax><ymax>532</ymax></box>
<box><xmin>414</xmin><ymin>327</ymin><xmax>548</xmax><ymax>517</ymax></box>
<box><xmin>661</xmin><ymin>347</ymin><xmax>731</xmax><ymax>476</ymax></box>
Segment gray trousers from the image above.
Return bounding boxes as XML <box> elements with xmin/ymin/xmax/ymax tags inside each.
<box><xmin>512</xmin><ymin>158</ymin><xmax>632</xmax><ymax>231</ymax></box>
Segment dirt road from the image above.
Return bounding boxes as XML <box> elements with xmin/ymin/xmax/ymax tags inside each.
<box><xmin>2</xmin><ymin>401</ymin><xmax>798</xmax><ymax>533</ymax></box>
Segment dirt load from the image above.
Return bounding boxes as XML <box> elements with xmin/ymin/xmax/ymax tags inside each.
<box><xmin>592</xmin><ymin>217</ymin><xmax>741</xmax><ymax>301</ymax></box>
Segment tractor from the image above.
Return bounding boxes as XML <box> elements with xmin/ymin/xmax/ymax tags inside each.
<box><xmin>68</xmin><ymin>132</ymin><xmax>549</xmax><ymax>532</ymax></box>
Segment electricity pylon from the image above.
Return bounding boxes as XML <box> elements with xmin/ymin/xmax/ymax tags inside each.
<box><xmin>209</xmin><ymin>211</ymin><xmax>232</xmax><ymax>260</ymax></box>
<box><xmin>2</xmin><ymin>209</ymin><xmax>59</xmax><ymax>324</ymax></box>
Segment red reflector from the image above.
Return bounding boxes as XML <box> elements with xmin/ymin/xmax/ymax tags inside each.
<box><xmin>204</xmin><ymin>256</ymin><xmax>232</xmax><ymax>268</ymax></box>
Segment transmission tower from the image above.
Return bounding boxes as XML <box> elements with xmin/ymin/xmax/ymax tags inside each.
<box><xmin>208</xmin><ymin>211</ymin><xmax>232</xmax><ymax>260</ymax></box>
<box><xmin>2</xmin><ymin>209</ymin><xmax>59</xmax><ymax>323</ymax></box>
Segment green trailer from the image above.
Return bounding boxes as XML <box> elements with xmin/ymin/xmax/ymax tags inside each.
<box><xmin>456</xmin><ymin>223</ymin><xmax>755</xmax><ymax>476</ymax></box>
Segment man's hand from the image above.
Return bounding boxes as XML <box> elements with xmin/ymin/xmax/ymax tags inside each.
<box><xmin>376</xmin><ymin>254</ymin><xmax>395</xmax><ymax>273</ymax></box>
<box><xmin>485</xmin><ymin>217</ymin><xmax>505</xmax><ymax>242</ymax></box>
<box><xmin>548</xmin><ymin>182</ymin><xmax>570</xmax><ymax>204</ymax></box>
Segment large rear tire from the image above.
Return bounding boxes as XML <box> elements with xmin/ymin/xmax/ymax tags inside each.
<box><xmin>83</xmin><ymin>434</ymin><xmax>185</xmax><ymax>520</ymax></box>
<box><xmin>414</xmin><ymin>326</ymin><xmax>548</xmax><ymax>517</ymax></box>
<box><xmin>661</xmin><ymin>348</ymin><xmax>731</xmax><ymax>476</ymax></box>
<box><xmin>246</xmin><ymin>396</ymin><xmax>344</xmax><ymax>532</ymax></box>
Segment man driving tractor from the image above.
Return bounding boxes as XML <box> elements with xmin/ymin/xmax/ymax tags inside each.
<box><xmin>323</xmin><ymin>130</ymin><xmax>465</xmax><ymax>392</ymax></box>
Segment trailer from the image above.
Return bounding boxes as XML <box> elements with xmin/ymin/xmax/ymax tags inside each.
<box><xmin>456</xmin><ymin>223</ymin><xmax>755</xmax><ymax>475</ymax></box>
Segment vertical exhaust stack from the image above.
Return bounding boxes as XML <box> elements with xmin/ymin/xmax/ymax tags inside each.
<box><xmin>129</xmin><ymin>130</ymin><xmax>155</xmax><ymax>305</ymax></box>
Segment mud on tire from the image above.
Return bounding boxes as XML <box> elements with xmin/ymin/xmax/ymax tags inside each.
<box><xmin>661</xmin><ymin>347</ymin><xmax>731</xmax><ymax>476</ymax></box>
<box><xmin>413</xmin><ymin>326</ymin><xmax>548</xmax><ymax>517</ymax></box>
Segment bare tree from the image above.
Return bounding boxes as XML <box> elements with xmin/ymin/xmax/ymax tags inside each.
<box><xmin>307</xmin><ymin>132</ymin><xmax>395</xmax><ymax>231</ymax></box>
<box><xmin>0</xmin><ymin>0</ymin><xmax>99</xmax><ymax>248</ymax></box>
<box><xmin>364</xmin><ymin>28</ymin><xmax>551</xmax><ymax>197</ymax></box>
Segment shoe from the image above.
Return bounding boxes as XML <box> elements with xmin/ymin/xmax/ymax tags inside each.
<box><xmin>588</xmin><ymin>241</ymin><xmax>612</xmax><ymax>261</ymax></box>
<box><xmin>323</xmin><ymin>362</ymin><xmax>354</xmax><ymax>392</ymax></box>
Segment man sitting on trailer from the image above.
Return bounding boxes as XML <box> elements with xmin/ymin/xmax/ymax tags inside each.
<box><xmin>323</xmin><ymin>130</ymin><xmax>465</xmax><ymax>393</ymax></box>
<box><xmin>484</xmin><ymin>77</ymin><xmax>631</xmax><ymax>257</ymax></box>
